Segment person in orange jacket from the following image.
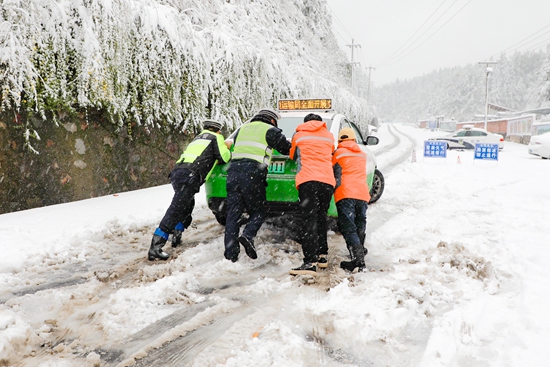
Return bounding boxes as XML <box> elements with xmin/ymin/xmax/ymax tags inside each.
<box><xmin>288</xmin><ymin>113</ymin><xmax>336</xmax><ymax>276</ymax></box>
<box><xmin>332</xmin><ymin>127</ymin><xmax>370</xmax><ymax>272</ymax></box>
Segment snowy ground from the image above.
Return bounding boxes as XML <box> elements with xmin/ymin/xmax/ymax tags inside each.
<box><xmin>1</xmin><ymin>123</ymin><xmax>549</xmax><ymax>367</ymax></box>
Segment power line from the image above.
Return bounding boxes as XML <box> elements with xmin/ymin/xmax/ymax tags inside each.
<box><xmin>376</xmin><ymin>0</ymin><xmax>449</xmax><ymax>67</ymax></box>
<box><xmin>332</xmin><ymin>26</ymin><xmax>349</xmax><ymax>47</ymax></box>
<box><xmin>326</xmin><ymin>3</ymin><xmax>353</xmax><ymax>40</ymax></box>
<box><xmin>378</xmin><ymin>0</ymin><xmax>473</xmax><ymax>69</ymax></box>
<box><xmin>487</xmin><ymin>23</ymin><xmax>550</xmax><ymax>59</ymax></box>
<box><xmin>377</xmin><ymin>0</ymin><xmax>467</xmax><ymax>68</ymax></box>
<box><xmin>518</xmin><ymin>37</ymin><xmax>550</xmax><ymax>53</ymax></box>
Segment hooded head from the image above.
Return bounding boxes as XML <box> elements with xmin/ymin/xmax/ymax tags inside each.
<box><xmin>338</xmin><ymin>127</ymin><xmax>356</xmax><ymax>142</ymax></box>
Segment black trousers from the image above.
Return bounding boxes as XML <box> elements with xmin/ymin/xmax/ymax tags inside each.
<box><xmin>224</xmin><ymin>161</ymin><xmax>267</xmax><ymax>260</ymax></box>
<box><xmin>298</xmin><ymin>181</ymin><xmax>334</xmax><ymax>264</ymax></box>
<box><xmin>336</xmin><ymin>198</ymin><xmax>367</xmax><ymax>261</ymax></box>
<box><xmin>159</xmin><ymin>168</ymin><xmax>200</xmax><ymax>234</ymax></box>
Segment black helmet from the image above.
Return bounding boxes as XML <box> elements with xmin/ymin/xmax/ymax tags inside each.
<box><xmin>203</xmin><ymin>119</ymin><xmax>223</xmax><ymax>131</ymax></box>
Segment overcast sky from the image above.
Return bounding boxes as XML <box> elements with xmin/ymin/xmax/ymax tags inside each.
<box><xmin>325</xmin><ymin>0</ymin><xmax>550</xmax><ymax>87</ymax></box>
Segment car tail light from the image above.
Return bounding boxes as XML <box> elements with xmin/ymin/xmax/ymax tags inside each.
<box><xmin>500</xmin><ymin>137</ymin><xmax>504</xmax><ymax>142</ymax></box>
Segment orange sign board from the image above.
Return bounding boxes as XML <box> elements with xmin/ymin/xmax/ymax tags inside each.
<box><xmin>278</xmin><ymin>99</ymin><xmax>332</xmax><ymax>111</ymax></box>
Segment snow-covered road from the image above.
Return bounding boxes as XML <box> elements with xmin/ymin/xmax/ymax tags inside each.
<box><xmin>2</xmin><ymin>123</ymin><xmax>549</xmax><ymax>367</ymax></box>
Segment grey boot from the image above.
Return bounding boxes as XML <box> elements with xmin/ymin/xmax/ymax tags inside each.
<box><xmin>148</xmin><ymin>234</ymin><xmax>170</xmax><ymax>261</ymax></box>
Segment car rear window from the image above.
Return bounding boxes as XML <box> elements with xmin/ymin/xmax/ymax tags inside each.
<box><xmin>278</xmin><ymin>117</ymin><xmax>333</xmax><ymax>138</ymax></box>
<box><xmin>532</xmin><ymin>123</ymin><xmax>550</xmax><ymax>136</ymax></box>
<box><xmin>470</xmin><ymin>131</ymin><xmax>486</xmax><ymax>136</ymax></box>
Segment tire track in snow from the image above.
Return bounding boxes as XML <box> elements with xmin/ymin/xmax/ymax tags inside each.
<box><xmin>0</xmin><ymin>217</ymin><xmax>223</xmax><ymax>305</ymax></box>
<box><xmin>375</xmin><ymin>123</ymin><xmax>417</xmax><ymax>174</ymax></box>
<box><xmin>3</xmin><ymin>217</ymin><xmax>227</xmax><ymax>365</ymax></box>
<box><xmin>8</xmin><ymin>127</ymin><xmax>418</xmax><ymax>366</ymax></box>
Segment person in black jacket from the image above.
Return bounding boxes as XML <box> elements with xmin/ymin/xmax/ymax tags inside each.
<box><xmin>148</xmin><ymin>120</ymin><xmax>231</xmax><ymax>261</ymax></box>
<box><xmin>223</xmin><ymin>109</ymin><xmax>291</xmax><ymax>262</ymax></box>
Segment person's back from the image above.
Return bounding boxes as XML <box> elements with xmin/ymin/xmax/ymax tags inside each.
<box><xmin>223</xmin><ymin>108</ymin><xmax>291</xmax><ymax>262</ymax></box>
<box><xmin>148</xmin><ymin>120</ymin><xmax>230</xmax><ymax>261</ymax></box>
<box><xmin>288</xmin><ymin>113</ymin><xmax>335</xmax><ymax>276</ymax></box>
<box><xmin>333</xmin><ymin>139</ymin><xmax>370</xmax><ymax>203</ymax></box>
<box><xmin>290</xmin><ymin>117</ymin><xmax>335</xmax><ymax>189</ymax></box>
<box><xmin>332</xmin><ymin>127</ymin><xmax>369</xmax><ymax>272</ymax></box>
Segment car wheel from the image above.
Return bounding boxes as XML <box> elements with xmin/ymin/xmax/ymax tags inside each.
<box><xmin>369</xmin><ymin>169</ymin><xmax>385</xmax><ymax>204</ymax></box>
<box><xmin>214</xmin><ymin>211</ymin><xmax>226</xmax><ymax>225</ymax></box>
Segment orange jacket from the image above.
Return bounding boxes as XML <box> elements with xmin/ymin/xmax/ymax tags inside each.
<box><xmin>290</xmin><ymin>120</ymin><xmax>336</xmax><ymax>188</ymax></box>
<box><xmin>332</xmin><ymin>140</ymin><xmax>370</xmax><ymax>203</ymax></box>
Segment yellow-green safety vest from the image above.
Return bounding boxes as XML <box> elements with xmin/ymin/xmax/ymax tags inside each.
<box><xmin>176</xmin><ymin>130</ymin><xmax>215</xmax><ymax>164</ymax></box>
<box><xmin>232</xmin><ymin>122</ymin><xmax>273</xmax><ymax>164</ymax></box>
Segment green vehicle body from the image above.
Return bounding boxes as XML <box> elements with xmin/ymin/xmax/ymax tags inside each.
<box><xmin>205</xmin><ymin>151</ymin><xmax>374</xmax><ymax>218</ymax></box>
<box><xmin>205</xmin><ymin>106</ymin><xmax>383</xmax><ymax>224</ymax></box>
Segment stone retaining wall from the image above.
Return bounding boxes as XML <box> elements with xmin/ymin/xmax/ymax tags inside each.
<box><xmin>0</xmin><ymin>110</ymin><xmax>193</xmax><ymax>214</ymax></box>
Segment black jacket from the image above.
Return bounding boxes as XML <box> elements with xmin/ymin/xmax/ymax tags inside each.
<box><xmin>174</xmin><ymin>131</ymin><xmax>230</xmax><ymax>184</ymax></box>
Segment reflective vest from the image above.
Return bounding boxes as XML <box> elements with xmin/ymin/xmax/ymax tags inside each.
<box><xmin>177</xmin><ymin>130</ymin><xmax>215</xmax><ymax>164</ymax></box>
<box><xmin>290</xmin><ymin>120</ymin><xmax>336</xmax><ymax>188</ymax></box>
<box><xmin>231</xmin><ymin>121</ymin><xmax>273</xmax><ymax>164</ymax></box>
<box><xmin>175</xmin><ymin>130</ymin><xmax>231</xmax><ymax>182</ymax></box>
<box><xmin>332</xmin><ymin>140</ymin><xmax>370</xmax><ymax>203</ymax></box>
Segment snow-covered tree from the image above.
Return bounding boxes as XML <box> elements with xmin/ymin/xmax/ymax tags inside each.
<box><xmin>0</xmin><ymin>0</ymin><xmax>372</xmax><ymax>147</ymax></box>
<box><xmin>537</xmin><ymin>46</ymin><xmax>550</xmax><ymax>107</ymax></box>
<box><xmin>373</xmin><ymin>50</ymin><xmax>549</xmax><ymax>122</ymax></box>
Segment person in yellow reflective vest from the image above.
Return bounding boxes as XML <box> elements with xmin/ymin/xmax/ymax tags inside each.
<box><xmin>148</xmin><ymin>120</ymin><xmax>231</xmax><ymax>261</ymax></box>
<box><xmin>223</xmin><ymin>109</ymin><xmax>291</xmax><ymax>262</ymax></box>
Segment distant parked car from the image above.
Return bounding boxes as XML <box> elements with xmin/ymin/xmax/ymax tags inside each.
<box><xmin>528</xmin><ymin>132</ymin><xmax>550</xmax><ymax>159</ymax></box>
<box><xmin>429</xmin><ymin>125</ymin><xmax>504</xmax><ymax>150</ymax></box>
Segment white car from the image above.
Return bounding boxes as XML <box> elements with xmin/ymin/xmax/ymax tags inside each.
<box><xmin>528</xmin><ymin>132</ymin><xmax>550</xmax><ymax>159</ymax></box>
<box><xmin>430</xmin><ymin>125</ymin><xmax>504</xmax><ymax>150</ymax></box>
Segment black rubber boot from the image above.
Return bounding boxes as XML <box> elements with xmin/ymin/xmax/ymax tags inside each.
<box><xmin>340</xmin><ymin>260</ymin><xmax>359</xmax><ymax>272</ymax></box>
<box><xmin>171</xmin><ymin>229</ymin><xmax>182</xmax><ymax>248</ymax></box>
<box><xmin>238</xmin><ymin>236</ymin><xmax>257</xmax><ymax>259</ymax></box>
<box><xmin>340</xmin><ymin>242</ymin><xmax>365</xmax><ymax>272</ymax></box>
<box><xmin>359</xmin><ymin>233</ymin><xmax>368</xmax><ymax>256</ymax></box>
<box><xmin>224</xmin><ymin>241</ymin><xmax>240</xmax><ymax>262</ymax></box>
<box><xmin>148</xmin><ymin>234</ymin><xmax>170</xmax><ymax>261</ymax></box>
<box><xmin>172</xmin><ymin>217</ymin><xmax>192</xmax><ymax>248</ymax></box>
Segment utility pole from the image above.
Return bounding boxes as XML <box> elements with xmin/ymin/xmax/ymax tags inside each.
<box><xmin>366</xmin><ymin>66</ymin><xmax>375</xmax><ymax>105</ymax></box>
<box><xmin>346</xmin><ymin>39</ymin><xmax>361</xmax><ymax>91</ymax></box>
<box><xmin>478</xmin><ymin>61</ymin><xmax>497</xmax><ymax>130</ymax></box>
